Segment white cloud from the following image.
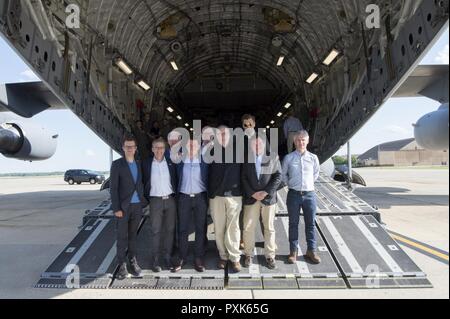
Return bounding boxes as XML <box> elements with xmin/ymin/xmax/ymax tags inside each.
<box><xmin>85</xmin><ymin>149</ymin><xmax>96</xmax><ymax>157</ymax></box>
<box><xmin>435</xmin><ymin>44</ymin><xmax>449</xmax><ymax>64</ymax></box>
<box><xmin>383</xmin><ymin>125</ymin><xmax>412</xmax><ymax>136</ymax></box>
<box><xmin>19</xmin><ymin>69</ymin><xmax>39</xmax><ymax>81</ymax></box>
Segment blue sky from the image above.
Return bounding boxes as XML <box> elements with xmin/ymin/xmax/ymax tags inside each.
<box><xmin>0</xmin><ymin>28</ymin><xmax>448</xmax><ymax>173</ymax></box>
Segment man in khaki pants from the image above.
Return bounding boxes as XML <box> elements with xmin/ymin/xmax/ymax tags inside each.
<box><xmin>208</xmin><ymin>126</ymin><xmax>243</xmax><ymax>273</ymax></box>
<box><xmin>241</xmin><ymin>136</ymin><xmax>282</xmax><ymax>269</ymax></box>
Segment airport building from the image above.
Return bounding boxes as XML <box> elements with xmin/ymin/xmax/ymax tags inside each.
<box><xmin>358</xmin><ymin>138</ymin><xmax>449</xmax><ymax>167</ymax></box>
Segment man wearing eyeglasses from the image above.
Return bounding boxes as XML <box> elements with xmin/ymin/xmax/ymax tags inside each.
<box><xmin>142</xmin><ymin>137</ymin><xmax>178</xmax><ymax>272</ymax></box>
<box><xmin>110</xmin><ymin>134</ymin><xmax>148</xmax><ymax>280</ymax></box>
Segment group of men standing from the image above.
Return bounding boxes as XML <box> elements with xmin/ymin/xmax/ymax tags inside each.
<box><xmin>110</xmin><ymin>114</ymin><xmax>321</xmax><ymax>280</ymax></box>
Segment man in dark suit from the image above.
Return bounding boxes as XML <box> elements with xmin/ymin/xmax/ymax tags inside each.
<box><xmin>110</xmin><ymin>134</ymin><xmax>148</xmax><ymax>280</ymax></box>
<box><xmin>241</xmin><ymin>136</ymin><xmax>282</xmax><ymax>270</ymax></box>
<box><xmin>142</xmin><ymin>137</ymin><xmax>178</xmax><ymax>272</ymax></box>
<box><xmin>172</xmin><ymin>139</ymin><xmax>209</xmax><ymax>273</ymax></box>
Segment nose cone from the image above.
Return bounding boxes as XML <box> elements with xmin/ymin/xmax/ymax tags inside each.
<box><xmin>414</xmin><ymin>107</ymin><xmax>449</xmax><ymax>151</ymax></box>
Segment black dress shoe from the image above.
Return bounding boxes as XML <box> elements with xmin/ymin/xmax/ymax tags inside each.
<box><xmin>194</xmin><ymin>258</ymin><xmax>205</xmax><ymax>272</ymax></box>
<box><xmin>116</xmin><ymin>263</ymin><xmax>129</xmax><ymax>280</ymax></box>
<box><xmin>129</xmin><ymin>257</ymin><xmax>142</xmax><ymax>277</ymax></box>
<box><xmin>266</xmin><ymin>258</ymin><xmax>277</xmax><ymax>270</ymax></box>
<box><xmin>171</xmin><ymin>259</ymin><xmax>184</xmax><ymax>273</ymax></box>
<box><xmin>152</xmin><ymin>264</ymin><xmax>162</xmax><ymax>273</ymax></box>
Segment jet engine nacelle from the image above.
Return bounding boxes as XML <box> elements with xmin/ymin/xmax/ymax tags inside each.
<box><xmin>414</xmin><ymin>104</ymin><xmax>449</xmax><ymax>151</ymax></box>
<box><xmin>0</xmin><ymin>120</ymin><xmax>58</xmax><ymax>161</ymax></box>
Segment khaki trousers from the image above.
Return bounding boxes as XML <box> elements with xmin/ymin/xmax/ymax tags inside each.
<box><xmin>243</xmin><ymin>201</ymin><xmax>277</xmax><ymax>259</ymax></box>
<box><xmin>210</xmin><ymin>196</ymin><xmax>242</xmax><ymax>263</ymax></box>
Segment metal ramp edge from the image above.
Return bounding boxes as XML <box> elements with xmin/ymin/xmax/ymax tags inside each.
<box><xmin>35</xmin><ymin>217</ymin><xmax>118</xmax><ymax>289</ymax></box>
<box><xmin>316</xmin><ymin>215</ymin><xmax>433</xmax><ymax>289</ymax></box>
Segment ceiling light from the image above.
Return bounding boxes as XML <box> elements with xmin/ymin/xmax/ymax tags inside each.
<box><xmin>277</xmin><ymin>112</ymin><xmax>283</xmax><ymax>117</ymax></box>
<box><xmin>136</xmin><ymin>80</ymin><xmax>151</xmax><ymax>91</ymax></box>
<box><xmin>270</xmin><ymin>120</ymin><xmax>275</xmax><ymax>125</ymax></box>
<box><xmin>266</xmin><ymin>125</ymin><xmax>270</xmax><ymax>129</ymax></box>
<box><xmin>115</xmin><ymin>58</ymin><xmax>133</xmax><ymax>75</ymax></box>
<box><xmin>306</xmin><ymin>73</ymin><xmax>319</xmax><ymax>84</ymax></box>
<box><xmin>176</xmin><ymin>115</ymin><xmax>182</xmax><ymax>120</ymax></box>
<box><xmin>277</xmin><ymin>56</ymin><xmax>285</xmax><ymax>66</ymax></box>
<box><xmin>185</xmin><ymin>123</ymin><xmax>189</xmax><ymax>127</ymax></box>
<box><xmin>170</xmin><ymin>61</ymin><xmax>179</xmax><ymax>71</ymax></box>
<box><xmin>167</xmin><ymin>107</ymin><xmax>174</xmax><ymax>113</ymax></box>
<box><xmin>284</xmin><ymin>102</ymin><xmax>291</xmax><ymax>109</ymax></box>
<box><xmin>323</xmin><ymin>49</ymin><xmax>340</xmax><ymax>66</ymax></box>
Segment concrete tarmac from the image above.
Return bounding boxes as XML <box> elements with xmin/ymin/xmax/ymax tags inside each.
<box><xmin>0</xmin><ymin>168</ymin><xmax>448</xmax><ymax>299</ymax></box>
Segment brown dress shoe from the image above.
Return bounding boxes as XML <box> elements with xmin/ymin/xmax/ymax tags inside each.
<box><xmin>287</xmin><ymin>251</ymin><xmax>298</xmax><ymax>264</ymax></box>
<box><xmin>194</xmin><ymin>258</ymin><xmax>205</xmax><ymax>272</ymax></box>
<box><xmin>231</xmin><ymin>261</ymin><xmax>242</xmax><ymax>273</ymax></box>
<box><xmin>243</xmin><ymin>256</ymin><xmax>252</xmax><ymax>268</ymax></box>
<box><xmin>217</xmin><ymin>259</ymin><xmax>227</xmax><ymax>270</ymax></box>
<box><xmin>305</xmin><ymin>250</ymin><xmax>321</xmax><ymax>264</ymax></box>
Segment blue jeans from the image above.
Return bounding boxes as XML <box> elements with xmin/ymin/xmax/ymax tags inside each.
<box><xmin>286</xmin><ymin>190</ymin><xmax>317</xmax><ymax>253</ymax></box>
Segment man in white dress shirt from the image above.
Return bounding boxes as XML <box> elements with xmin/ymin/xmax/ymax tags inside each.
<box><xmin>142</xmin><ymin>138</ymin><xmax>178</xmax><ymax>272</ymax></box>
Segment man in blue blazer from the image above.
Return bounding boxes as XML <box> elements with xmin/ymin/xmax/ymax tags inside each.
<box><xmin>110</xmin><ymin>134</ymin><xmax>148</xmax><ymax>280</ymax></box>
<box><xmin>172</xmin><ymin>139</ymin><xmax>209</xmax><ymax>273</ymax></box>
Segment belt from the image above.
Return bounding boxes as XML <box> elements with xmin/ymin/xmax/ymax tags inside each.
<box><xmin>181</xmin><ymin>192</ymin><xmax>206</xmax><ymax>198</ymax></box>
<box><xmin>290</xmin><ymin>190</ymin><xmax>314</xmax><ymax>196</ymax></box>
<box><xmin>150</xmin><ymin>194</ymin><xmax>174</xmax><ymax>200</ymax></box>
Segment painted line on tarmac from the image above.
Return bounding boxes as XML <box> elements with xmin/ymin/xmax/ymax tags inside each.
<box><xmin>388</xmin><ymin>230</ymin><xmax>449</xmax><ymax>265</ymax></box>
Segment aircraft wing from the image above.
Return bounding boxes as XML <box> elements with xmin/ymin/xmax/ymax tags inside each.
<box><xmin>393</xmin><ymin>64</ymin><xmax>449</xmax><ymax>103</ymax></box>
<box><xmin>0</xmin><ymin>81</ymin><xmax>66</xmax><ymax>118</ymax></box>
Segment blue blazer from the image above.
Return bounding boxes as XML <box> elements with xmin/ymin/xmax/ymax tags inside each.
<box><xmin>176</xmin><ymin>157</ymin><xmax>209</xmax><ymax>195</ymax></box>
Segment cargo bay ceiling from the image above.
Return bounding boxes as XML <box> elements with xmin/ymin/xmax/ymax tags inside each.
<box><xmin>2</xmin><ymin>0</ymin><xmax>448</xmax><ymax>160</ymax></box>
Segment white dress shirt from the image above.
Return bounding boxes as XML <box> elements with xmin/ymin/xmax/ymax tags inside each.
<box><xmin>255</xmin><ymin>154</ymin><xmax>263</xmax><ymax>180</ymax></box>
<box><xmin>150</xmin><ymin>158</ymin><xmax>174</xmax><ymax>197</ymax></box>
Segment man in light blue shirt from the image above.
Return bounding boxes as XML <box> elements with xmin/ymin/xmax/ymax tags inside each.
<box><xmin>173</xmin><ymin>139</ymin><xmax>209</xmax><ymax>273</ymax></box>
<box><xmin>282</xmin><ymin>130</ymin><xmax>321</xmax><ymax>264</ymax></box>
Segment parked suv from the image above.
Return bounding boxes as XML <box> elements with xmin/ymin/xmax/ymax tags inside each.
<box><xmin>64</xmin><ymin>170</ymin><xmax>105</xmax><ymax>185</ymax></box>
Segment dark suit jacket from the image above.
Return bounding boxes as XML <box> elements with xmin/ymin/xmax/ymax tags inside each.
<box><xmin>176</xmin><ymin>156</ymin><xmax>209</xmax><ymax>195</ymax></box>
<box><xmin>110</xmin><ymin>158</ymin><xmax>148</xmax><ymax>213</ymax></box>
<box><xmin>241</xmin><ymin>153</ymin><xmax>282</xmax><ymax>206</ymax></box>
<box><xmin>141</xmin><ymin>155</ymin><xmax>178</xmax><ymax>202</ymax></box>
